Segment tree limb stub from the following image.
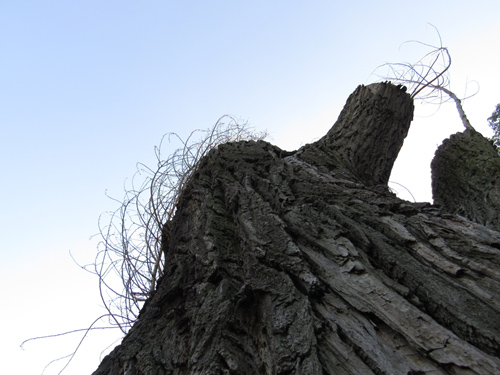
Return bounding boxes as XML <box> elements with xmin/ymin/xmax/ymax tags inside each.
<box><xmin>299</xmin><ymin>82</ymin><xmax>414</xmax><ymax>187</ymax></box>
<box><xmin>432</xmin><ymin>128</ymin><xmax>500</xmax><ymax>230</ymax></box>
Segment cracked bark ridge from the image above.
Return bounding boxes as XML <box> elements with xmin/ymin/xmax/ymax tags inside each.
<box><xmin>93</xmin><ymin>83</ymin><xmax>500</xmax><ymax>375</ymax></box>
<box><xmin>432</xmin><ymin>128</ymin><xmax>500</xmax><ymax>230</ymax></box>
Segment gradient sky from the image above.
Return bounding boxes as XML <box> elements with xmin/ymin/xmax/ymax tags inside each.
<box><xmin>2</xmin><ymin>1</ymin><xmax>499</xmax><ymax>374</ymax></box>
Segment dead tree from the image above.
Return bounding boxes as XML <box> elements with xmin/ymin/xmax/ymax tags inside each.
<box><xmin>92</xmin><ymin>82</ymin><xmax>500</xmax><ymax>375</ymax></box>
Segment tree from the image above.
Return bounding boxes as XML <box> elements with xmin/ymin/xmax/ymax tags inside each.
<box><xmin>22</xmin><ymin>116</ymin><xmax>268</xmax><ymax>375</ymax></box>
<box><xmin>488</xmin><ymin>103</ymin><xmax>500</xmax><ymax>150</ymax></box>
<box><xmin>92</xmin><ymin>82</ymin><xmax>500</xmax><ymax>375</ymax></box>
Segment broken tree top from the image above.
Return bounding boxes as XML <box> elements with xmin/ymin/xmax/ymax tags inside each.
<box><xmin>93</xmin><ymin>83</ymin><xmax>500</xmax><ymax>375</ymax></box>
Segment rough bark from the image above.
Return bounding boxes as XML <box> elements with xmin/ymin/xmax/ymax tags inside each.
<box><xmin>93</xmin><ymin>83</ymin><xmax>500</xmax><ymax>375</ymax></box>
<box><xmin>311</xmin><ymin>82</ymin><xmax>413</xmax><ymax>186</ymax></box>
<box><xmin>432</xmin><ymin>128</ymin><xmax>500</xmax><ymax>230</ymax></box>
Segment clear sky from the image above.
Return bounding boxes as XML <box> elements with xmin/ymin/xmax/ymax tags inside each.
<box><xmin>2</xmin><ymin>1</ymin><xmax>499</xmax><ymax>374</ymax></box>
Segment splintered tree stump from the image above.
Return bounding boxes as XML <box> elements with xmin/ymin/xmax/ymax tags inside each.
<box><xmin>93</xmin><ymin>83</ymin><xmax>500</xmax><ymax>375</ymax></box>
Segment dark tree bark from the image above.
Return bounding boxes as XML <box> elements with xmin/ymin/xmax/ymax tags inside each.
<box><xmin>93</xmin><ymin>83</ymin><xmax>500</xmax><ymax>375</ymax></box>
<box><xmin>432</xmin><ymin>128</ymin><xmax>500</xmax><ymax>231</ymax></box>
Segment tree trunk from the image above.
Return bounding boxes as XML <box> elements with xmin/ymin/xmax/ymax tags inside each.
<box><xmin>93</xmin><ymin>83</ymin><xmax>500</xmax><ymax>375</ymax></box>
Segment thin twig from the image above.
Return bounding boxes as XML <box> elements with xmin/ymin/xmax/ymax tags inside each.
<box><xmin>372</xmin><ymin>26</ymin><xmax>477</xmax><ymax>131</ymax></box>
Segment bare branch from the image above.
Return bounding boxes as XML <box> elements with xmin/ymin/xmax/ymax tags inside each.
<box><xmin>372</xmin><ymin>27</ymin><xmax>476</xmax><ymax>130</ymax></box>
<box><xmin>20</xmin><ymin>321</ymin><xmax>117</xmax><ymax>350</ymax></box>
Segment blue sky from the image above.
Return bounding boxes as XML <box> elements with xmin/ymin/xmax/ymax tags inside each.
<box><xmin>2</xmin><ymin>1</ymin><xmax>499</xmax><ymax>374</ymax></box>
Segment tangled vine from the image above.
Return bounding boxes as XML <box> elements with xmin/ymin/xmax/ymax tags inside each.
<box><xmin>92</xmin><ymin>115</ymin><xmax>268</xmax><ymax>333</ymax></box>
